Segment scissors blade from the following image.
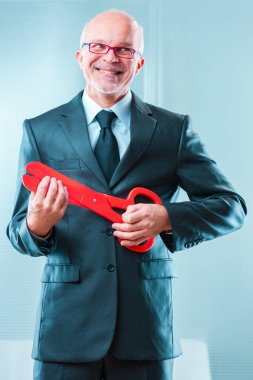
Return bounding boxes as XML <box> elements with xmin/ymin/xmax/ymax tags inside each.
<box><xmin>25</xmin><ymin>161</ymin><xmax>96</xmax><ymax>205</ymax></box>
<box><xmin>24</xmin><ymin>162</ymin><xmax>121</xmax><ymax>221</ymax></box>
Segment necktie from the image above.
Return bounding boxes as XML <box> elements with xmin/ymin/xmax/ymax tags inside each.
<box><xmin>94</xmin><ymin>110</ymin><xmax>120</xmax><ymax>182</ymax></box>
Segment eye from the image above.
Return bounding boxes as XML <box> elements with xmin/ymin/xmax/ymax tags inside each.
<box><xmin>114</xmin><ymin>47</ymin><xmax>135</xmax><ymax>58</ymax></box>
<box><xmin>116</xmin><ymin>47</ymin><xmax>132</xmax><ymax>54</ymax></box>
<box><xmin>90</xmin><ymin>43</ymin><xmax>107</xmax><ymax>51</ymax></box>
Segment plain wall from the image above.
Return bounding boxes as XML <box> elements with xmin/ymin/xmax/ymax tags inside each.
<box><xmin>0</xmin><ymin>1</ymin><xmax>252</xmax><ymax>379</ymax></box>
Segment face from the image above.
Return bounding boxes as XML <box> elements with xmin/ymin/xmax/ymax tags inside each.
<box><xmin>76</xmin><ymin>12</ymin><xmax>144</xmax><ymax>104</ymax></box>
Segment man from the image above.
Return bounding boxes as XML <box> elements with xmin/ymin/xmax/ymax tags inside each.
<box><xmin>7</xmin><ymin>9</ymin><xmax>246</xmax><ymax>380</ymax></box>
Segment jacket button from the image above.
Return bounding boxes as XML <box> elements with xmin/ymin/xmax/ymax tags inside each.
<box><xmin>106</xmin><ymin>264</ymin><xmax>115</xmax><ymax>272</ymax></box>
<box><xmin>104</xmin><ymin>228</ymin><xmax>113</xmax><ymax>236</ymax></box>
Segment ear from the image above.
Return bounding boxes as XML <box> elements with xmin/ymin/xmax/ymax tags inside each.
<box><xmin>75</xmin><ymin>50</ymin><xmax>83</xmax><ymax>68</ymax></box>
<box><xmin>135</xmin><ymin>57</ymin><xmax>144</xmax><ymax>74</ymax></box>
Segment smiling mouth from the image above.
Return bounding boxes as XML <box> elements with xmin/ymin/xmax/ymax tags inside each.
<box><xmin>96</xmin><ymin>68</ymin><xmax>123</xmax><ymax>75</ymax></box>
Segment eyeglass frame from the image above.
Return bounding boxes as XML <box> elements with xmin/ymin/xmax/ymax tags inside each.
<box><xmin>81</xmin><ymin>42</ymin><xmax>141</xmax><ymax>59</ymax></box>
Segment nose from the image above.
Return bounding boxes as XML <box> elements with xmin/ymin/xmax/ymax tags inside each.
<box><xmin>103</xmin><ymin>47</ymin><xmax>120</xmax><ymax>63</ymax></box>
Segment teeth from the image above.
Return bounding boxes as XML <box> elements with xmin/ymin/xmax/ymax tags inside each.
<box><xmin>99</xmin><ymin>69</ymin><xmax>119</xmax><ymax>74</ymax></box>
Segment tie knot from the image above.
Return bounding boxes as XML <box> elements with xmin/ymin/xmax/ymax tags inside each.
<box><xmin>96</xmin><ymin>110</ymin><xmax>115</xmax><ymax>129</ymax></box>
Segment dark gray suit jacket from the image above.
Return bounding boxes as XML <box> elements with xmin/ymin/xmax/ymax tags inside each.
<box><xmin>7</xmin><ymin>91</ymin><xmax>246</xmax><ymax>362</ymax></box>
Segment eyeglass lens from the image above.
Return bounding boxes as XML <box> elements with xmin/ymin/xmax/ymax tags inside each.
<box><xmin>89</xmin><ymin>43</ymin><xmax>134</xmax><ymax>58</ymax></box>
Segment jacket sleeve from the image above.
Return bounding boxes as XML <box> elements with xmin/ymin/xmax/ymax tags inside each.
<box><xmin>6</xmin><ymin>119</ymin><xmax>56</xmax><ymax>257</ymax></box>
<box><xmin>161</xmin><ymin>115</ymin><xmax>247</xmax><ymax>252</ymax></box>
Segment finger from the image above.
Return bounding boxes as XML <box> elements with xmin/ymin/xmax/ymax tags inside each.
<box><xmin>120</xmin><ymin>236</ymin><xmax>148</xmax><ymax>247</ymax></box>
<box><xmin>125</xmin><ymin>203</ymin><xmax>143</xmax><ymax>213</ymax></box>
<box><xmin>122</xmin><ymin>203</ymin><xmax>147</xmax><ymax>222</ymax></box>
<box><xmin>114</xmin><ymin>229</ymin><xmax>144</xmax><ymax>241</ymax></box>
<box><xmin>28</xmin><ymin>191</ymin><xmax>35</xmax><ymax>205</ymax></box>
<box><xmin>112</xmin><ymin>221</ymin><xmax>143</xmax><ymax>232</ymax></box>
<box><xmin>57</xmin><ymin>185</ymin><xmax>69</xmax><ymax>219</ymax></box>
<box><xmin>60</xmin><ymin>194</ymin><xmax>69</xmax><ymax>213</ymax></box>
<box><xmin>45</xmin><ymin>177</ymin><xmax>58</xmax><ymax>203</ymax></box>
<box><xmin>28</xmin><ymin>191</ymin><xmax>36</xmax><ymax>213</ymax></box>
<box><xmin>54</xmin><ymin>181</ymin><xmax>68</xmax><ymax>208</ymax></box>
<box><xmin>33</xmin><ymin>176</ymin><xmax>50</xmax><ymax>202</ymax></box>
<box><xmin>122</xmin><ymin>208</ymin><xmax>144</xmax><ymax>224</ymax></box>
<box><xmin>62</xmin><ymin>186</ymin><xmax>69</xmax><ymax>205</ymax></box>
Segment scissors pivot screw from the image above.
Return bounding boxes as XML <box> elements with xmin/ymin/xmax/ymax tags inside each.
<box><xmin>93</xmin><ymin>198</ymin><xmax>97</xmax><ymax>202</ymax></box>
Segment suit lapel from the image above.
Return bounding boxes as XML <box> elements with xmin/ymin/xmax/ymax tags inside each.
<box><xmin>59</xmin><ymin>92</ymin><xmax>109</xmax><ymax>189</ymax></box>
<box><xmin>110</xmin><ymin>93</ymin><xmax>157</xmax><ymax>188</ymax></box>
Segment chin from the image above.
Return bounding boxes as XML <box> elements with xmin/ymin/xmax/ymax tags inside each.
<box><xmin>98</xmin><ymin>88</ymin><xmax>121</xmax><ymax>95</ymax></box>
<box><xmin>93</xmin><ymin>83</ymin><xmax>125</xmax><ymax>95</ymax></box>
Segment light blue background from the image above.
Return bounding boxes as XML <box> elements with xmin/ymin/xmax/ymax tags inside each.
<box><xmin>0</xmin><ymin>1</ymin><xmax>252</xmax><ymax>379</ymax></box>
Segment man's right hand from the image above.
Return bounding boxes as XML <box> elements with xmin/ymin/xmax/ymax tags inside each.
<box><xmin>26</xmin><ymin>176</ymin><xmax>69</xmax><ymax>237</ymax></box>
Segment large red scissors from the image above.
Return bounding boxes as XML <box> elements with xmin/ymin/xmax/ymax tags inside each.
<box><xmin>22</xmin><ymin>162</ymin><xmax>162</xmax><ymax>253</ymax></box>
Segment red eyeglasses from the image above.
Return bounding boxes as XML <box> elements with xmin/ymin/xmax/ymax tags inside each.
<box><xmin>82</xmin><ymin>42</ymin><xmax>140</xmax><ymax>59</ymax></box>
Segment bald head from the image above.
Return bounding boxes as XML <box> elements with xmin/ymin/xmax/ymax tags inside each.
<box><xmin>80</xmin><ymin>10</ymin><xmax>144</xmax><ymax>55</ymax></box>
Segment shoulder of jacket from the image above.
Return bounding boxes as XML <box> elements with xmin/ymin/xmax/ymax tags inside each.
<box><xmin>146</xmin><ymin>102</ymin><xmax>185</xmax><ymax>122</ymax></box>
<box><xmin>27</xmin><ymin>91</ymin><xmax>83</xmax><ymax>125</ymax></box>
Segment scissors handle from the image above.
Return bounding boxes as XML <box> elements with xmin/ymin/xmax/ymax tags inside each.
<box><xmin>126</xmin><ymin>187</ymin><xmax>162</xmax><ymax>206</ymax></box>
<box><xmin>118</xmin><ymin>237</ymin><xmax>155</xmax><ymax>253</ymax></box>
<box><xmin>124</xmin><ymin>187</ymin><xmax>162</xmax><ymax>252</ymax></box>
<box><xmin>106</xmin><ymin>187</ymin><xmax>162</xmax><ymax>253</ymax></box>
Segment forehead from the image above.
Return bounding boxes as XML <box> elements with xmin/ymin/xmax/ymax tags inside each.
<box><xmin>84</xmin><ymin>13</ymin><xmax>139</xmax><ymax>46</ymax></box>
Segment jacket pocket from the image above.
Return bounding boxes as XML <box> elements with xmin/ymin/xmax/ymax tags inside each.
<box><xmin>140</xmin><ymin>259</ymin><xmax>177</xmax><ymax>279</ymax></box>
<box><xmin>41</xmin><ymin>264</ymin><xmax>80</xmax><ymax>283</ymax></box>
<box><xmin>43</xmin><ymin>159</ymin><xmax>81</xmax><ymax>170</ymax></box>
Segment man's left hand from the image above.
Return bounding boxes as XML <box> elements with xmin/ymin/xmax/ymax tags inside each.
<box><xmin>112</xmin><ymin>204</ymin><xmax>171</xmax><ymax>247</ymax></box>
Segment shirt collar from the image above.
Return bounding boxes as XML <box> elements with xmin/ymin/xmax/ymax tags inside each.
<box><xmin>82</xmin><ymin>89</ymin><xmax>132</xmax><ymax>127</ymax></box>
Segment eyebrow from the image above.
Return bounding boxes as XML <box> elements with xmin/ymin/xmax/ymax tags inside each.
<box><xmin>90</xmin><ymin>39</ymin><xmax>134</xmax><ymax>47</ymax></box>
